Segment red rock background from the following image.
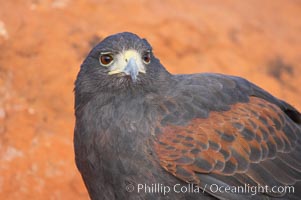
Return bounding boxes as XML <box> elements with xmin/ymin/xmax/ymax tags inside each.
<box><xmin>0</xmin><ymin>0</ymin><xmax>300</xmax><ymax>199</ymax></box>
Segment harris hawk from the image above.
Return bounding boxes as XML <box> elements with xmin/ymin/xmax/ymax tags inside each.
<box><xmin>74</xmin><ymin>32</ymin><xmax>301</xmax><ymax>200</ymax></box>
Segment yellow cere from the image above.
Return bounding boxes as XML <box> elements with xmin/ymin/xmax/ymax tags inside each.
<box><xmin>108</xmin><ymin>50</ymin><xmax>146</xmax><ymax>75</ymax></box>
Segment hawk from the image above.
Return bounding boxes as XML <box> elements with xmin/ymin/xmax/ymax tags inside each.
<box><xmin>74</xmin><ymin>32</ymin><xmax>301</xmax><ymax>200</ymax></box>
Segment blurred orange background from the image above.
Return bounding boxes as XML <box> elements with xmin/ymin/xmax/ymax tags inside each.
<box><xmin>0</xmin><ymin>0</ymin><xmax>300</xmax><ymax>199</ymax></box>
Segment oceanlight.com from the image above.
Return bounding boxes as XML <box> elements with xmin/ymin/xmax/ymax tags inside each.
<box><xmin>125</xmin><ymin>183</ymin><xmax>295</xmax><ymax>196</ymax></box>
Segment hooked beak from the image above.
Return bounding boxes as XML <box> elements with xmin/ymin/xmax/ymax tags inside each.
<box><xmin>123</xmin><ymin>57</ymin><xmax>139</xmax><ymax>82</ymax></box>
<box><xmin>108</xmin><ymin>50</ymin><xmax>146</xmax><ymax>82</ymax></box>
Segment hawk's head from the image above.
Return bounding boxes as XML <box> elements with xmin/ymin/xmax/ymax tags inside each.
<box><xmin>76</xmin><ymin>32</ymin><xmax>169</xmax><ymax>93</ymax></box>
<box><xmin>96</xmin><ymin>32</ymin><xmax>151</xmax><ymax>82</ymax></box>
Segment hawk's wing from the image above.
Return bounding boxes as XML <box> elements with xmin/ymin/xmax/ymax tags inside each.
<box><xmin>154</xmin><ymin>74</ymin><xmax>301</xmax><ymax>200</ymax></box>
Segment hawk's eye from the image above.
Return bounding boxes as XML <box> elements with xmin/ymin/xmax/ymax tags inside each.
<box><xmin>142</xmin><ymin>52</ymin><xmax>151</xmax><ymax>64</ymax></box>
<box><xmin>99</xmin><ymin>54</ymin><xmax>114</xmax><ymax>66</ymax></box>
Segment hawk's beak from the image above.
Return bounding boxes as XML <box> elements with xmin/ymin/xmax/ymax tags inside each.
<box><xmin>108</xmin><ymin>50</ymin><xmax>146</xmax><ymax>82</ymax></box>
<box><xmin>123</xmin><ymin>57</ymin><xmax>139</xmax><ymax>82</ymax></box>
